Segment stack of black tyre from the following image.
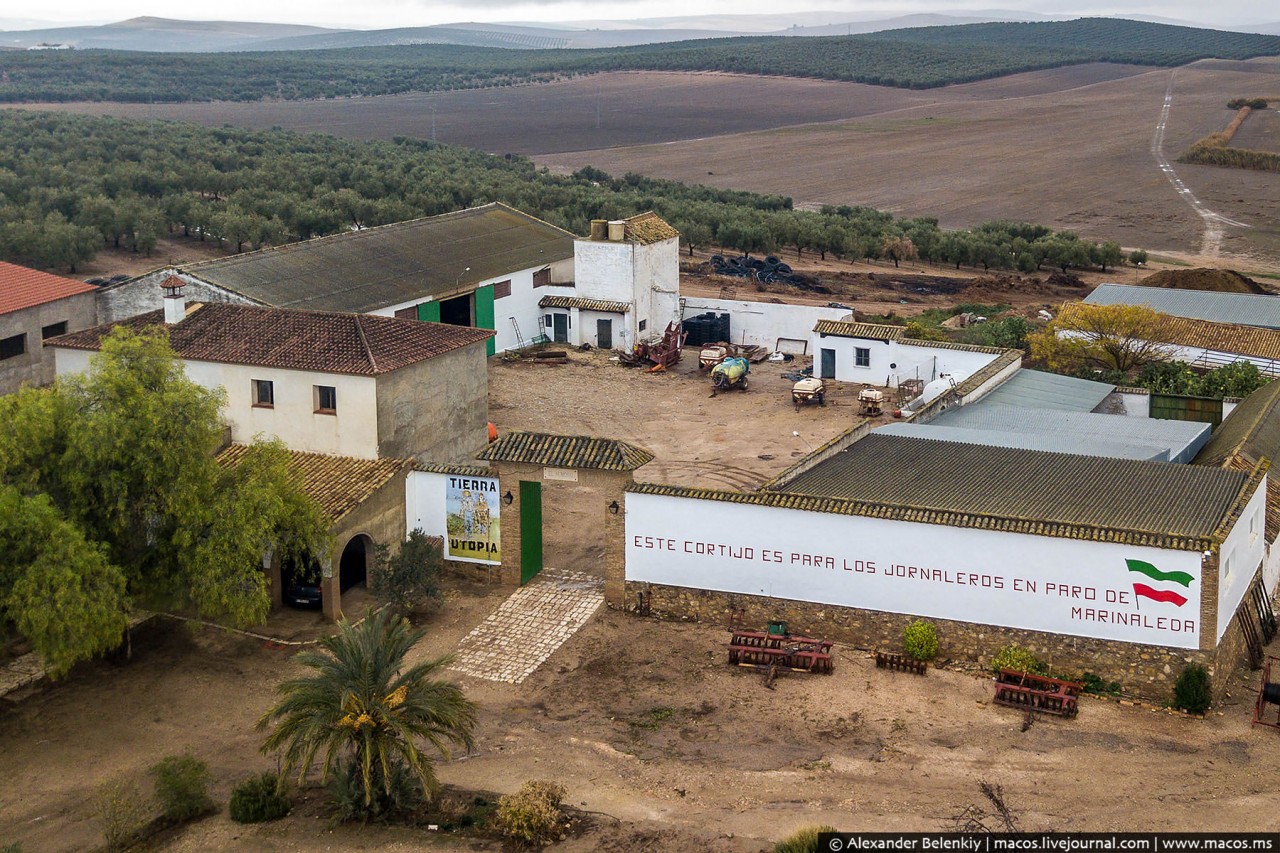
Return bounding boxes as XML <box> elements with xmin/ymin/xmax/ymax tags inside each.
<box><xmin>682</xmin><ymin>312</ymin><xmax>731</xmax><ymax>346</ymax></box>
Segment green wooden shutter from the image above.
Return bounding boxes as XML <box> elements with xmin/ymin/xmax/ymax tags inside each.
<box><xmin>474</xmin><ymin>285</ymin><xmax>496</xmax><ymax>356</ymax></box>
<box><xmin>417</xmin><ymin>301</ymin><xmax>440</xmax><ymax>323</ymax></box>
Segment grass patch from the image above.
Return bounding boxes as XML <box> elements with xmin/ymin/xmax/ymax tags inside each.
<box><xmin>629</xmin><ymin>706</ymin><xmax>677</xmax><ymax>731</ymax></box>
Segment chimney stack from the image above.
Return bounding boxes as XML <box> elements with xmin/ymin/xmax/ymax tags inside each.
<box><xmin>607</xmin><ymin>220</ymin><xmax>626</xmax><ymax>242</ymax></box>
<box><xmin>161</xmin><ymin>276</ymin><xmax>186</xmax><ymax>325</ymax></box>
<box><xmin>589</xmin><ymin>219</ymin><xmax>607</xmax><ymax>241</ymax></box>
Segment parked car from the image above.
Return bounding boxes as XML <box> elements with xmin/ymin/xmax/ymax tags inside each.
<box><xmin>285</xmin><ymin>578</ymin><xmax>322</xmax><ymax>609</ymax></box>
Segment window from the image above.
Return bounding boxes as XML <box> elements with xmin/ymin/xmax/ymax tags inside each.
<box><xmin>855</xmin><ymin>347</ymin><xmax>871</xmax><ymax>368</ymax></box>
<box><xmin>393</xmin><ymin>306</ymin><xmax>417</xmax><ymax>320</ymax></box>
<box><xmin>638</xmin><ymin>319</ymin><xmax>647</xmax><ymax>332</ymax></box>
<box><xmin>315</xmin><ymin>385</ymin><xmax>337</xmax><ymax>414</ymax></box>
<box><xmin>0</xmin><ymin>333</ymin><xmax>26</xmax><ymax>360</ymax></box>
<box><xmin>532</xmin><ymin>268</ymin><xmax>550</xmax><ymax>288</ymax></box>
<box><xmin>41</xmin><ymin>321</ymin><xmax>68</xmax><ymax>340</ymax></box>
<box><xmin>544</xmin><ymin>314</ymin><xmax>553</xmax><ymax>330</ymax></box>
<box><xmin>493</xmin><ymin>279</ymin><xmax>512</xmax><ymax>299</ymax></box>
<box><xmin>253</xmin><ymin>379</ymin><xmax>275</xmax><ymax>408</ymax></box>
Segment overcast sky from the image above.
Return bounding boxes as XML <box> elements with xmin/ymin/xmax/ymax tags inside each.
<box><xmin>5</xmin><ymin>1</ymin><xmax>1274</xmax><ymax>32</ymax></box>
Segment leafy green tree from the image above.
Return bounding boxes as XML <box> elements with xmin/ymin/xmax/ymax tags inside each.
<box><xmin>1092</xmin><ymin>240</ymin><xmax>1123</xmax><ymax>272</ymax></box>
<box><xmin>370</xmin><ymin>529</ymin><xmax>443</xmax><ymax>614</ymax></box>
<box><xmin>258</xmin><ymin>609</ymin><xmax>475</xmax><ymax>814</ymax></box>
<box><xmin>0</xmin><ymin>328</ymin><xmax>329</xmax><ymax>665</ymax></box>
<box><xmin>1128</xmin><ymin>249</ymin><xmax>1148</xmax><ymax>266</ymax></box>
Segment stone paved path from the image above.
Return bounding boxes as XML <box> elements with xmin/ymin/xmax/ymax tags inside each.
<box><xmin>449</xmin><ymin>568</ymin><xmax>604</xmax><ymax>684</ymax></box>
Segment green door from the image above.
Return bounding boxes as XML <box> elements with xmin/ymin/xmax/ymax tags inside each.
<box><xmin>519</xmin><ymin>480</ymin><xmax>543</xmax><ymax>584</ymax></box>
<box><xmin>474</xmin><ymin>284</ymin><xmax>496</xmax><ymax>356</ymax></box>
<box><xmin>417</xmin><ymin>301</ymin><xmax>441</xmax><ymax>323</ymax></box>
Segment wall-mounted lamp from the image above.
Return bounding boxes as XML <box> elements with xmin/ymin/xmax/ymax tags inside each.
<box><xmin>608</xmin><ymin>500</ymin><xmax>620</xmax><ymax>515</ymax></box>
<box><xmin>502</xmin><ymin>491</ymin><xmax>513</xmax><ymax>506</ymax></box>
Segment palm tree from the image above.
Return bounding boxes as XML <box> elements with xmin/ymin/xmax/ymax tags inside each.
<box><xmin>257</xmin><ymin>608</ymin><xmax>475</xmax><ymax>810</ymax></box>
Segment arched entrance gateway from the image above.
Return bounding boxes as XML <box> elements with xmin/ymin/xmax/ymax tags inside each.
<box><xmin>476</xmin><ymin>431</ymin><xmax>653</xmax><ymax>604</ymax></box>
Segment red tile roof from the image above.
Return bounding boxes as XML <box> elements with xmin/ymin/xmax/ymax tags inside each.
<box><xmin>217</xmin><ymin>445</ymin><xmax>409</xmax><ymax>523</ymax></box>
<box><xmin>48</xmin><ymin>302</ymin><xmax>493</xmax><ymax>376</ymax></box>
<box><xmin>0</xmin><ymin>261</ymin><xmax>97</xmax><ymax>315</ymax></box>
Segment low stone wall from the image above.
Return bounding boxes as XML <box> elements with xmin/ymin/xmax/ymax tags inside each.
<box><xmin>627</xmin><ymin>581</ymin><xmax>1234</xmax><ymax>703</ymax></box>
<box><xmin>443</xmin><ymin>559</ymin><xmax>500</xmax><ymax>584</ymax></box>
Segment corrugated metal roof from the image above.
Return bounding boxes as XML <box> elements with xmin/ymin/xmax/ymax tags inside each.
<box><xmin>1194</xmin><ymin>379</ymin><xmax>1280</xmax><ymax>468</ymax></box>
<box><xmin>217</xmin><ymin>445</ymin><xmax>408</xmax><ymax>524</ymax></box>
<box><xmin>776</xmin><ymin>433</ymin><xmax>1247</xmax><ymax>544</ymax></box>
<box><xmin>966</xmin><ymin>368</ymin><xmax>1114</xmax><ymax>412</ymax></box>
<box><xmin>49</xmin><ymin>302</ymin><xmax>492</xmax><ymax>376</ymax></box>
<box><xmin>813</xmin><ymin>320</ymin><xmax>903</xmax><ymax>341</ymax></box>
<box><xmin>875</xmin><ymin>422</ymin><xmax>1174</xmax><ymax>461</ymax></box>
<box><xmin>180</xmin><ymin>202</ymin><xmax>574</xmax><ymax>313</ymax></box>
<box><xmin>0</xmin><ymin>260</ymin><xmax>96</xmax><ymax>315</ymax></box>
<box><xmin>1086</xmin><ymin>283</ymin><xmax>1280</xmax><ymax>330</ymax></box>
<box><xmin>477</xmin><ymin>431</ymin><xmax>654</xmax><ymax>471</ymax></box>
<box><xmin>932</xmin><ymin>403</ymin><xmax>1211</xmax><ymax>463</ymax></box>
<box><xmin>539</xmin><ymin>295</ymin><xmax>630</xmax><ymax>313</ymax></box>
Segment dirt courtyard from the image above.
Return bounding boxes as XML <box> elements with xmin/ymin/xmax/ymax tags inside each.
<box><xmin>2</xmin><ymin>584</ymin><xmax>1279</xmax><ymax>852</ymax></box>
<box><xmin>3</xmin><ymin>346</ymin><xmax>1280</xmax><ymax>851</ymax></box>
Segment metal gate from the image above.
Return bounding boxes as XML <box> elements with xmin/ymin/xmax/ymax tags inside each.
<box><xmin>519</xmin><ymin>480</ymin><xmax>543</xmax><ymax>584</ymax></box>
<box><xmin>1149</xmin><ymin>393</ymin><xmax>1223</xmax><ymax>427</ymax></box>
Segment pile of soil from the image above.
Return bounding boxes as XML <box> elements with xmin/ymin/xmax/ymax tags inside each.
<box><xmin>1138</xmin><ymin>268</ymin><xmax>1267</xmax><ymax>294</ymax></box>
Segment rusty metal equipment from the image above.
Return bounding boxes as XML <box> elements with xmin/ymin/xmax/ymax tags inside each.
<box><xmin>993</xmin><ymin>669</ymin><xmax>1082</xmax><ymax>718</ymax></box>
<box><xmin>858</xmin><ymin>386</ymin><xmax>884</xmax><ymax>416</ymax></box>
<box><xmin>728</xmin><ymin>629</ymin><xmax>833</xmax><ymax>674</ymax></box>
<box><xmin>875</xmin><ymin>651</ymin><xmax>927</xmax><ymax>675</ymax></box>
<box><xmin>792</xmin><ymin>377</ymin><xmax>826</xmax><ymax>410</ymax></box>
<box><xmin>617</xmin><ymin>321</ymin><xmax>685</xmax><ymax>369</ymax></box>
<box><xmin>1252</xmin><ymin>656</ymin><xmax>1280</xmax><ymax>730</ymax></box>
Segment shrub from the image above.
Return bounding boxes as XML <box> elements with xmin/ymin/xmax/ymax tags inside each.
<box><xmin>1173</xmin><ymin>664</ymin><xmax>1212</xmax><ymax>714</ymax></box>
<box><xmin>1128</xmin><ymin>249</ymin><xmax>1148</xmax><ymax>266</ymax></box>
<box><xmin>903</xmin><ymin>620</ymin><xmax>939</xmax><ymax>661</ymax></box>
<box><xmin>775</xmin><ymin>825</ymin><xmax>839</xmax><ymax>853</ymax></box>
<box><xmin>494</xmin><ymin>780</ymin><xmax>568</xmax><ymax>846</ymax></box>
<box><xmin>1080</xmin><ymin>672</ymin><xmax>1121</xmax><ymax>696</ymax></box>
<box><xmin>150</xmin><ymin>754</ymin><xmax>214</xmax><ymax>822</ymax></box>
<box><xmin>228</xmin><ymin>773</ymin><xmax>290</xmax><ymax>824</ymax></box>
<box><xmin>329</xmin><ymin>758</ymin><xmax>422</xmax><ymax>823</ymax></box>
<box><xmin>991</xmin><ymin>645</ymin><xmax>1043</xmax><ymax>675</ymax></box>
<box><xmin>93</xmin><ymin>777</ymin><xmax>151</xmax><ymax>852</ymax></box>
<box><xmin>371</xmin><ymin>529</ymin><xmax>444</xmax><ymax>613</ymax></box>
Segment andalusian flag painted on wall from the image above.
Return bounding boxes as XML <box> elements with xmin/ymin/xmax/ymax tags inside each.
<box><xmin>1125</xmin><ymin>559</ymin><xmax>1193</xmax><ymax>607</ymax></box>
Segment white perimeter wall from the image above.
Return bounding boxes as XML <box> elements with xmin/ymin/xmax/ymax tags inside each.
<box><xmin>406</xmin><ymin>470</ymin><xmax>500</xmax><ymax>564</ymax></box>
<box><xmin>682</xmin><ymin>298</ymin><xmax>849</xmax><ymax>350</ymax></box>
<box><xmin>626</xmin><ymin>492</ymin><xmax>1206</xmax><ymax>649</ymax></box>
<box><xmin>1216</xmin><ymin>479</ymin><xmax>1267</xmax><ymax>641</ymax></box>
<box><xmin>53</xmin><ymin>348</ymin><xmax>379</xmax><ymax>458</ymax></box>
<box><xmin>811</xmin><ymin>333</ymin><xmax>1000</xmax><ymax>387</ymax></box>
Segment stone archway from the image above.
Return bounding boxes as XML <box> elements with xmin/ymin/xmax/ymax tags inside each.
<box><xmin>323</xmin><ymin>532</ymin><xmax>376</xmax><ymax>621</ymax></box>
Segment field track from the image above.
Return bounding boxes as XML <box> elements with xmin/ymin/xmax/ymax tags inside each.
<box><xmin>12</xmin><ymin>59</ymin><xmax>1280</xmax><ymax>263</ymax></box>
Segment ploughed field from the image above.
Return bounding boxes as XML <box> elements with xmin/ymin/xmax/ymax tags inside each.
<box><xmin>13</xmin><ymin>58</ymin><xmax>1280</xmax><ymax>263</ymax></box>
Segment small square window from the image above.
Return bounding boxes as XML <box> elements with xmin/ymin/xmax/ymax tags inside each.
<box><xmin>0</xmin><ymin>333</ymin><xmax>26</xmax><ymax>360</ymax></box>
<box><xmin>532</xmin><ymin>268</ymin><xmax>550</xmax><ymax>288</ymax></box>
<box><xmin>315</xmin><ymin>385</ymin><xmax>337</xmax><ymax>413</ymax></box>
<box><xmin>493</xmin><ymin>279</ymin><xmax>512</xmax><ymax>299</ymax></box>
<box><xmin>855</xmin><ymin>347</ymin><xmax>871</xmax><ymax>368</ymax></box>
<box><xmin>638</xmin><ymin>319</ymin><xmax>647</xmax><ymax>332</ymax></box>
<box><xmin>41</xmin><ymin>321</ymin><xmax>68</xmax><ymax>340</ymax></box>
<box><xmin>253</xmin><ymin>379</ymin><xmax>275</xmax><ymax>407</ymax></box>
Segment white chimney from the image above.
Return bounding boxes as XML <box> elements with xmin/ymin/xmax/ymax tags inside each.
<box><xmin>162</xmin><ymin>276</ymin><xmax>186</xmax><ymax>324</ymax></box>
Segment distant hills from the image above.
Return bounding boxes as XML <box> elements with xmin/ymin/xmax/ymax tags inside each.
<box><xmin>5</xmin><ymin>10</ymin><xmax>1274</xmax><ymax>54</ymax></box>
<box><xmin>0</xmin><ymin>16</ymin><xmax>341</xmax><ymax>52</ymax></box>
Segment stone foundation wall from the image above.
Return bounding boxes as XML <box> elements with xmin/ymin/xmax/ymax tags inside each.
<box><xmin>443</xmin><ymin>558</ymin><xmax>500</xmax><ymax>584</ymax></box>
<box><xmin>628</xmin><ymin>581</ymin><xmax>1236</xmax><ymax>703</ymax></box>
